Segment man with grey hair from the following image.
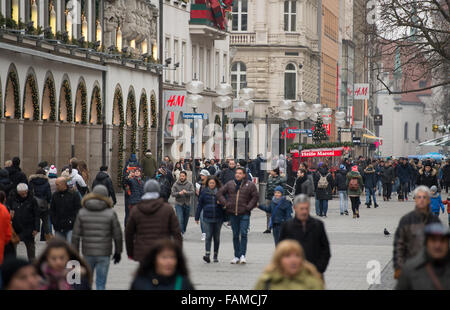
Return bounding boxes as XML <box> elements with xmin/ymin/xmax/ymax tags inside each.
<box><xmin>393</xmin><ymin>185</ymin><xmax>441</xmax><ymax>279</ymax></box>
<box><xmin>279</xmin><ymin>194</ymin><xmax>331</xmax><ymax>275</ymax></box>
<box><xmin>6</xmin><ymin>183</ymin><xmax>40</xmax><ymax>260</ymax></box>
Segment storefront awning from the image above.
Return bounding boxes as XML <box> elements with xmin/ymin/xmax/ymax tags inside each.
<box><xmin>363</xmin><ymin>134</ymin><xmax>383</xmax><ymax>140</ymax></box>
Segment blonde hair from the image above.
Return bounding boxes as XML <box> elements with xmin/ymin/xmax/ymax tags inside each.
<box><xmin>265</xmin><ymin>240</ymin><xmax>322</xmax><ymax>281</ymax></box>
<box><xmin>4</xmin><ymin>160</ymin><xmax>12</xmax><ymax>167</ymax></box>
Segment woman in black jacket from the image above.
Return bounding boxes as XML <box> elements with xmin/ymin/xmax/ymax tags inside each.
<box><xmin>28</xmin><ymin>169</ymin><xmax>52</xmax><ymax>241</ymax></box>
<box><xmin>130</xmin><ymin>239</ymin><xmax>194</xmax><ymax>290</ymax></box>
<box><xmin>0</xmin><ymin>169</ymin><xmax>13</xmax><ymax>198</ymax></box>
<box><xmin>294</xmin><ymin>169</ymin><xmax>314</xmax><ymax>196</ymax></box>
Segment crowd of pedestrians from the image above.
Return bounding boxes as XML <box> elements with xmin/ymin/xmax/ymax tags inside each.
<box><xmin>0</xmin><ymin>152</ymin><xmax>449</xmax><ymax>290</ymax></box>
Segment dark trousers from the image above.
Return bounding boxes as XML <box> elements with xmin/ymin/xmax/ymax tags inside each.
<box><xmin>39</xmin><ymin>211</ymin><xmax>51</xmax><ymax>241</ymax></box>
<box><xmin>383</xmin><ymin>182</ymin><xmax>392</xmax><ymax>199</ymax></box>
<box><xmin>399</xmin><ymin>182</ymin><xmax>409</xmax><ymax>199</ymax></box>
<box><xmin>204</xmin><ymin>220</ymin><xmax>222</xmax><ymax>256</ymax></box>
<box><xmin>318</xmin><ymin>200</ymin><xmax>328</xmax><ymax>216</ymax></box>
<box><xmin>272</xmin><ymin>224</ymin><xmax>282</xmax><ymax>245</ymax></box>
<box><xmin>350</xmin><ymin>196</ymin><xmax>360</xmax><ymax>215</ymax></box>
<box><xmin>14</xmin><ymin>239</ymin><xmax>35</xmax><ymax>261</ymax></box>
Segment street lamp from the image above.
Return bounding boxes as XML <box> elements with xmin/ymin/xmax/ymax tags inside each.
<box><xmin>279</xmin><ymin>100</ymin><xmax>293</xmax><ymax>162</ymax></box>
<box><xmin>335</xmin><ymin>110</ymin><xmax>346</xmax><ymax>142</ymax></box>
<box><xmin>239</xmin><ymin>88</ymin><xmax>254</xmax><ymax>161</ymax></box>
<box><xmin>186</xmin><ymin>77</ymin><xmax>204</xmax><ymax>190</ymax></box>
<box><xmin>214</xmin><ymin>80</ymin><xmax>233</xmax><ymax>162</ymax></box>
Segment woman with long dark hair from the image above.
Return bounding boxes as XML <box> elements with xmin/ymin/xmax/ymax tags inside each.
<box><xmin>130</xmin><ymin>239</ymin><xmax>194</xmax><ymax>290</ymax></box>
<box><xmin>195</xmin><ymin>176</ymin><xmax>224</xmax><ymax>263</ymax></box>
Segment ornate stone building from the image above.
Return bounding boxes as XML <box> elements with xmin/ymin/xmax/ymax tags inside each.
<box><xmin>0</xmin><ymin>0</ymin><xmax>159</xmax><ymax>188</ymax></box>
<box><xmin>230</xmin><ymin>0</ymin><xmax>319</xmax><ymax>155</ymax></box>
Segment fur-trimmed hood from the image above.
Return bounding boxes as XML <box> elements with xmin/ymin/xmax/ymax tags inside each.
<box><xmin>29</xmin><ymin>174</ymin><xmax>48</xmax><ymax>181</ymax></box>
<box><xmin>364</xmin><ymin>165</ymin><xmax>375</xmax><ymax>174</ymax></box>
<box><xmin>419</xmin><ymin>168</ymin><xmax>437</xmax><ymax>176</ymax></box>
<box><xmin>81</xmin><ymin>192</ymin><xmax>113</xmax><ymax>211</ymax></box>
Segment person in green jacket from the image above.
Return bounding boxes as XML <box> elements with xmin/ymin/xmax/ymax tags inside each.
<box><xmin>346</xmin><ymin>165</ymin><xmax>364</xmax><ymax>219</ymax></box>
<box><xmin>141</xmin><ymin>149</ymin><xmax>157</xmax><ymax>181</ymax></box>
<box><xmin>254</xmin><ymin>240</ymin><xmax>324</xmax><ymax>290</ymax></box>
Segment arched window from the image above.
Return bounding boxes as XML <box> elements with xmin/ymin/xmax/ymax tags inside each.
<box><xmin>231</xmin><ymin>62</ymin><xmax>247</xmax><ymax>98</ymax></box>
<box><xmin>232</xmin><ymin>0</ymin><xmax>248</xmax><ymax>31</ymax></box>
<box><xmin>284</xmin><ymin>63</ymin><xmax>296</xmax><ymax>99</ymax></box>
<box><xmin>415</xmin><ymin>123</ymin><xmax>420</xmax><ymax>141</ymax></box>
<box><xmin>404</xmin><ymin>122</ymin><xmax>408</xmax><ymax>141</ymax></box>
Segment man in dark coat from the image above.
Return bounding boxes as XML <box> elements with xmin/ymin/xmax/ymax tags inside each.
<box><xmin>441</xmin><ymin>159</ymin><xmax>450</xmax><ymax>194</ymax></box>
<box><xmin>313</xmin><ymin>164</ymin><xmax>334</xmax><ymax>217</ymax></box>
<box><xmin>416</xmin><ymin>161</ymin><xmax>438</xmax><ymax>189</ymax></box>
<box><xmin>5</xmin><ymin>157</ymin><xmax>28</xmax><ymax>189</ymax></box>
<box><xmin>28</xmin><ymin>169</ymin><xmax>52</xmax><ymax>241</ymax></box>
<box><xmin>50</xmin><ymin>177</ymin><xmax>82</xmax><ymax>242</ymax></box>
<box><xmin>6</xmin><ymin>183</ymin><xmax>40</xmax><ymax>260</ymax></box>
<box><xmin>279</xmin><ymin>194</ymin><xmax>331</xmax><ymax>275</ymax></box>
<box><xmin>396</xmin><ymin>223</ymin><xmax>450</xmax><ymax>290</ymax></box>
<box><xmin>140</xmin><ymin>149</ymin><xmax>157</xmax><ymax>181</ymax></box>
<box><xmin>363</xmin><ymin>164</ymin><xmax>378</xmax><ymax>208</ymax></box>
<box><xmin>396</xmin><ymin>158</ymin><xmax>411</xmax><ymax>201</ymax></box>
<box><xmin>92</xmin><ymin>166</ymin><xmax>117</xmax><ymax>205</ymax></box>
<box><xmin>381</xmin><ymin>160</ymin><xmax>395</xmax><ymax>201</ymax></box>
<box><xmin>219</xmin><ymin>159</ymin><xmax>237</xmax><ymax>185</ymax></box>
<box><xmin>0</xmin><ymin>169</ymin><xmax>14</xmax><ymax>198</ymax></box>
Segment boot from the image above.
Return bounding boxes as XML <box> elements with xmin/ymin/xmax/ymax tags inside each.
<box><xmin>366</xmin><ymin>203</ymin><xmax>371</xmax><ymax>208</ymax></box>
<box><xmin>203</xmin><ymin>254</ymin><xmax>211</xmax><ymax>263</ymax></box>
<box><xmin>374</xmin><ymin>203</ymin><xmax>379</xmax><ymax>208</ymax></box>
<box><xmin>344</xmin><ymin>210</ymin><xmax>349</xmax><ymax>216</ymax></box>
<box><xmin>356</xmin><ymin>210</ymin><xmax>360</xmax><ymax>218</ymax></box>
<box><xmin>213</xmin><ymin>252</ymin><xmax>218</xmax><ymax>263</ymax></box>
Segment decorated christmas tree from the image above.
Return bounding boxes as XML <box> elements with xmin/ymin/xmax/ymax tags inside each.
<box><xmin>312</xmin><ymin>115</ymin><xmax>328</xmax><ymax>144</ymax></box>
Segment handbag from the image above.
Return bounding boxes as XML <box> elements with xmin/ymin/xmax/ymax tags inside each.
<box><xmin>35</xmin><ymin>196</ymin><xmax>49</xmax><ymax>212</ymax></box>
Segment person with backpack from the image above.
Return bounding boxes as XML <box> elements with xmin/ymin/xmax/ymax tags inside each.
<box><xmin>28</xmin><ymin>169</ymin><xmax>53</xmax><ymax>242</ymax></box>
<box><xmin>346</xmin><ymin>166</ymin><xmax>364</xmax><ymax>219</ymax></box>
<box><xmin>313</xmin><ymin>163</ymin><xmax>334</xmax><ymax>218</ymax></box>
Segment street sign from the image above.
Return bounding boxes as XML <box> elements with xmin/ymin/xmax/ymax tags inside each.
<box><xmin>338</xmin><ymin>128</ymin><xmax>352</xmax><ymax>132</ymax></box>
<box><xmin>374</xmin><ymin>114</ymin><xmax>383</xmax><ymax>126</ymax></box>
<box><xmin>226</xmin><ymin>112</ymin><xmax>246</xmax><ymax>119</ymax></box>
<box><xmin>288</xmin><ymin>129</ymin><xmax>313</xmax><ymax>134</ymax></box>
<box><xmin>353</xmin><ymin>137</ymin><xmax>361</xmax><ymax>144</ymax></box>
<box><xmin>182</xmin><ymin>113</ymin><xmax>208</xmax><ymax>120</ymax></box>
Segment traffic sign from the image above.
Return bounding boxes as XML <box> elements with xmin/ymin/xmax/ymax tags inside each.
<box><xmin>288</xmin><ymin>129</ymin><xmax>313</xmax><ymax>134</ymax></box>
<box><xmin>374</xmin><ymin>114</ymin><xmax>383</xmax><ymax>126</ymax></box>
<box><xmin>182</xmin><ymin>113</ymin><xmax>208</xmax><ymax>120</ymax></box>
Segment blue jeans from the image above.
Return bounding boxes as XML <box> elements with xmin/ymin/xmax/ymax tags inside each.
<box><xmin>365</xmin><ymin>187</ymin><xmax>377</xmax><ymax>205</ymax></box>
<box><xmin>315</xmin><ymin>197</ymin><xmax>320</xmax><ymax>215</ymax></box>
<box><xmin>376</xmin><ymin>180</ymin><xmax>383</xmax><ymax>195</ymax></box>
<box><xmin>318</xmin><ymin>200</ymin><xmax>328</xmax><ymax>216</ymax></box>
<box><xmin>229</xmin><ymin>214</ymin><xmax>250</xmax><ymax>258</ymax></box>
<box><xmin>175</xmin><ymin>204</ymin><xmax>191</xmax><ymax>234</ymax></box>
<box><xmin>393</xmin><ymin>178</ymin><xmax>400</xmax><ymax>193</ymax></box>
<box><xmin>339</xmin><ymin>191</ymin><xmax>348</xmax><ymax>213</ymax></box>
<box><xmin>56</xmin><ymin>230</ymin><xmax>72</xmax><ymax>242</ymax></box>
<box><xmin>272</xmin><ymin>223</ymin><xmax>282</xmax><ymax>245</ymax></box>
<box><xmin>203</xmin><ymin>219</ymin><xmax>222</xmax><ymax>255</ymax></box>
<box><xmin>84</xmin><ymin>255</ymin><xmax>111</xmax><ymax>290</ymax></box>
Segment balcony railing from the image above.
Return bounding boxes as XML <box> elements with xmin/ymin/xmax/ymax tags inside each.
<box><xmin>230</xmin><ymin>32</ymin><xmax>256</xmax><ymax>45</ymax></box>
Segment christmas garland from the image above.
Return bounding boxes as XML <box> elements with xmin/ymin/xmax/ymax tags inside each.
<box><xmin>24</xmin><ymin>74</ymin><xmax>39</xmax><ymax>120</ymax></box>
<box><xmin>61</xmin><ymin>80</ymin><xmax>73</xmax><ymax>122</ymax></box>
<box><xmin>140</xmin><ymin>93</ymin><xmax>149</xmax><ymax>154</ymax></box>
<box><xmin>91</xmin><ymin>86</ymin><xmax>102</xmax><ymax>124</ymax></box>
<box><xmin>127</xmin><ymin>91</ymin><xmax>137</xmax><ymax>154</ymax></box>
<box><xmin>7</xmin><ymin>71</ymin><xmax>20</xmax><ymax>119</ymax></box>
<box><xmin>79</xmin><ymin>82</ymin><xmax>87</xmax><ymax>124</ymax></box>
<box><xmin>150</xmin><ymin>93</ymin><xmax>157</xmax><ymax>128</ymax></box>
<box><xmin>44</xmin><ymin>77</ymin><xmax>57</xmax><ymax>121</ymax></box>
<box><xmin>114</xmin><ymin>88</ymin><xmax>124</xmax><ymax>185</ymax></box>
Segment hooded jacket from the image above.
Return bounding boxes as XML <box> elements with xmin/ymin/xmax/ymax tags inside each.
<box><xmin>28</xmin><ymin>174</ymin><xmax>52</xmax><ymax>203</ymax></box>
<box><xmin>124</xmin><ymin>177</ymin><xmax>144</xmax><ymax>205</ymax></box>
<box><xmin>334</xmin><ymin>169</ymin><xmax>348</xmax><ymax>191</ymax></box>
<box><xmin>171</xmin><ymin>179</ymin><xmax>194</xmax><ymax>205</ymax></box>
<box><xmin>0</xmin><ymin>169</ymin><xmax>13</xmax><ymax>198</ymax></box>
<box><xmin>141</xmin><ymin>153</ymin><xmax>157</xmax><ymax>179</ymax></box>
<box><xmin>393</xmin><ymin>209</ymin><xmax>440</xmax><ymax>270</ymax></box>
<box><xmin>7</xmin><ymin>190</ymin><xmax>40</xmax><ymax>241</ymax></box>
<box><xmin>5</xmin><ymin>165</ymin><xmax>28</xmax><ymax>188</ymax></box>
<box><xmin>346</xmin><ymin>170</ymin><xmax>363</xmax><ymax>197</ymax></box>
<box><xmin>294</xmin><ymin>175</ymin><xmax>314</xmax><ymax>196</ymax></box>
<box><xmin>92</xmin><ymin>171</ymin><xmax>117</xmax><ymax>205</ymax></box>
<box><xmin>395</xmin><ymin>249</ymin><xmax>450</xmax><ymax>290</ymax></box>
<box><xmin>258</xmin><ymin>197</ymin><xmax>292</xmax><ymax>225</ymax></box>
<box><xmin>430</xmin><ymin>193</ymin><xmax>445</xmax><ymax>214</ymax></box>
<box><xmin>125</xmin><ymin>198</ymin><xmax>182</xmax><ymax>263</ymax></box>
<box><xmin>50</xmin><ymin>189</ymin><xmax>82</xmax><ymax>233</ymax></box>
<box><xmin>313</xmin><ymin>167</ymin><xmax>334</xmax><ymax>201</ymax></box>
<box><xmin>71</xmin><ymin>192</ymin><xmax>123</xmax><ymax>257</ymax></box>
<box><xmin>217</xmin><ymin>178</ymin><xmax>259</xmax><ymax>216</ymax></box>
<box><xmin>363</xmin><ymin>166</ymin><xmax>377</xmax><ymax>189</ymax></box>
<box><xmin>417</xmin><ymin>168</ymin><xmax>438</xmax><ymax>188</ymax></box>
<box><xmin>195</xmin><ymin>188</ymin><xmax>224</xmax><ymax>222</ymax></box>
<box><xmin>380</xmin><ymin>165</ymin><xmax>395</xmax><ymax>184</ymax></box>
<box><xmin>219</xmin><ymin>167</ymin><xmax>236</xmax><ymax>185</ymax></box>
<box><xmin>396</xmin><ymin>163</ymin><xmax>411</xmax><ymax>184</ymax></box>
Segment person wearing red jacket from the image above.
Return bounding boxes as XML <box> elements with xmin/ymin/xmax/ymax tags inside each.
<box><xmin>0</xmin><ymin>191</ymin><xmax>12</xmax><ymax>264</ymax></box>
<box><xmin>443</xmin><ymin>195</ymin><xmax>450</xmax><ymax>226</ymax></box>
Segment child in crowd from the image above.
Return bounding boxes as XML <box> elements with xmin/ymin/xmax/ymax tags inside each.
<box><xmin>429</xmin><ymin>186</ymin><xmax>445</xmax><ymax>217</ymax></box>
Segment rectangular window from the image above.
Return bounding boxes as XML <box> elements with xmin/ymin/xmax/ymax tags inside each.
<box><xmin>165</xmin><ymin>37</ymin><xmax>170</xmax><ymax>82</ymax></box>
<box><xmin>199</xmin><ymin>47</ymin><xmax>204</xmax><ymax>82</ymax></box>
<box><xmin>223</xmin><ymin>53</ymin><xmax>228</xmax><ymax>83</ymax></box>
<box><xmin>215</xmin><ymin>51</ymin><xmax>220</xmax><ymax>87</ymax></box>
<box><xmin>232</xmin><ymin>0</ymin><xmax>248</xmax><ymax>31</ymax></box>
<box><xmin>182</xmin><ymin>42</ymin><xmax>187</xmax><ymax>83</ymax></box>
<box><xmin>192</xmin><ymin>45</ymin><xmax>197</xmax><ymax>79</ymax></box>
<box><xmin>206</xmin><ymin>49</ymin><xmax>211</xmax><ymax>89</ymax></box>
<box><xmin>284</xmin><ymin>1</ymin><xmax>296</xmax><ymax>32</ymax></box>
<box><xmin>174</xmin><ymin>39</ymin><xmax>179</xmax><ymax>83</ymax></box>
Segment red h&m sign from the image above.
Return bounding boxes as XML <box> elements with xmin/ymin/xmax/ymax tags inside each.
<box><xmin>164</xmin><ymin>90</ymin><xmax>187</xmax><ymax>112</ymax></box>
<box><xmin>353</xmin><ymin>83</ymin><xmax>369</xmax><ymax>100</ymax></box>
<box><xmin>281</xmin><ymin>126</ymin><xmax>298</xmax><ymax>140</ymax></box>
<box><xmin>301</xmin><ymin>149</ymin><xmax>342</xmax><ymax>157</ymax></box>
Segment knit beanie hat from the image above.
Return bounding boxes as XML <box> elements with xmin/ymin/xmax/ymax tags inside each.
<box><xmin>48</xmin><ymin>165</ymin><xmax>57</xmax><ymax>175</ymax></box>
<box><xmin>200</xmin><ymin>169</ymin><xmax>210</xmax><ymax>177</ymax></box>
<box><xmin>93</xmin><ymin>184</ymin><xmax>109</xmax><ymax>197</ymax></box>
<box><xmin>430</xmin><ymin>185</ymin><xmax>437</xmax><ymax>193</ymax></box>
<box><xmin>351</xmin><ymin>165</ymin><xmax>359</xmax><ymax>172</ymax></box>
<box><xmin>274</xmin><ymin>185</ymin><xmax>284</xmax><ymax>195</ymax></box>
<box><xmin>144</xmin><ymin>179</ymin><xmax>160</xmax><ymax>194</ymax></box>
<box><xmin>1</xmin><ymin>258</ymin><xmax>32</xmax><ymax>289</ymax></box>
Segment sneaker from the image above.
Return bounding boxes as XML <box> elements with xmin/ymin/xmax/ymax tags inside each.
<box><xmin>344</xmin><ymin>210</ymin><xmax>349</xmax><ymax>215</ymax></box>
<box><xmin>374</xmin><ymin>204</ymin><xmax>379</xmax><ymax>208</ymax></box>
<box><xmin>203</xmin><ymin>255</ymin><xmax>211</xmax><ymax>263</ymax></box>
<box><xmin>230</xmin><ymin>257</ymin><xmax>240</xmax><ymax>264</ymax></box>
<box><xmin>239</xmin><ymin>255</ymin><xmax>246</xmax><ymax>264</ymax></box>
<box><xmin>263</xmin><ymin>229</ymin><xmax>271</xmax><ymax>234</ymax></box>
<box><xmin>213</xmin><ymin>257</ymin><xmax>219</xmax><ymax>263</ymax></box>
<box><xmin>201</xmin><ymin>233</ymin><xmax>206</xmax><ymax>241</ymax></box>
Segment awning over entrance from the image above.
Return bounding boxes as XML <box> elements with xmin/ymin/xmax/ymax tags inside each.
<box><xmin>419</xmin><ymin>134</ymin><xmax>450</xmax><ymax>147</ymax></box>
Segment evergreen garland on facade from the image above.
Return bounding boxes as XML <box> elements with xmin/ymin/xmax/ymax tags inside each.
<box><xmin>25</xmin><ymin>75</ymin><xmax>40</xmax><ymax>120</ymax></box>
<box><xmin>150</xmin><ymin>93</ymin><xmax>157</xmax><ymax>128</ymax></box>
<box><xmin>312</xmin><ymin>115</ymin><xmax>328</xmax><ymax>144</ymax></box>
<box><xmin>7</xmin><ymin>71</ymin><xmax>20</xmax><ymax>119</ymax></box>
<box><xmin>61</xmin><ymin>80</ymin><xmax>73</xmax><ymax>122</ymax></box>
<box><xmin>44</xmin><ymin>77</ymin><xmax>57</xmax><ymax>121</ymax></box>
<box><xmin>91</xmin><ymin>86</ymin><xmax>102</xmax><ymax>124</ymax></box>
<box><xmin>127</xmin><ymin>91</ymin><xmax>137</xmax><ymax>154</ymax></box>
<box><xmin>79</xmin><ymin>82</ymin><xmax>87</xmax><ymax>124</ymax></box>
<box><xmin>114</xmin><ymin>88</ymin><xmax>124</xmax><ymax>185</ymax></box>
<box><xmin>140</xmin><ymin>93</ymin><xmax>149</xmax><ymax>154</ymax></box>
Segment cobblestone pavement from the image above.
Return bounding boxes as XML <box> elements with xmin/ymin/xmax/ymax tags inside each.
<box><xmin>17</xmin><ymin>193</ymin><xmax>449</xmax><ymax>290</ymax></box>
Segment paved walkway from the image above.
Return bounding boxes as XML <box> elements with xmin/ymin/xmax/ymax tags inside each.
<box><xmin>17</xmin><ymin>193</ymin><xmax>449</xmax><ymax>290</ymax></box>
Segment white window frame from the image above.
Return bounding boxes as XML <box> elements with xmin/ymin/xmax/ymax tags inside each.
<box><xmin>232</xmin><ymin>0</ymin><xmax>248</xmax><ymax>32</ymax></box>
<box><xmin>284</xmin><ymin>0</ymin><xmax>296</xmax><ymax>32</ymax></box>
<box><xmin>284</xmin><ymin>63</ymin><xmax>297</xmax><ymax>99</ymax></box>
<box><xmin>231</xmin><ymin>62</ymin><xmax>247</xmax><ymax>98</ymax></box>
